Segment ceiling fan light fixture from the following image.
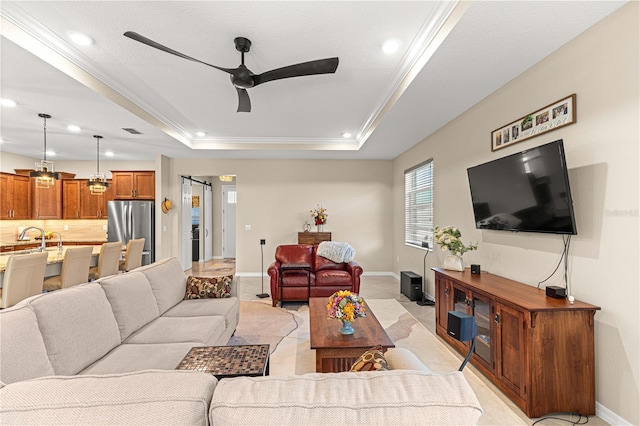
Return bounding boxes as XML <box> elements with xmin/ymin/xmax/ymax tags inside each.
<box><xmin>30</xmin><ymin>113</ymin><xmax>60</xmax><ymax>188</ymax></box>
<box><xmin>87</xmin><ymin>135</ymin><xmax>110</xmax><ymax>195</ymax></box>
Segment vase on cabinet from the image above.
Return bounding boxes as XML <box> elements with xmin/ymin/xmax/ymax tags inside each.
<box><xmin>443</xmin><ymin>253</ymin><xmax>464</xmax><ymax>271</ymax></box>
<box><xmin>339</xmin><ymin>319</ymin><xmax>354</xmax><ymax>335</ymax></box>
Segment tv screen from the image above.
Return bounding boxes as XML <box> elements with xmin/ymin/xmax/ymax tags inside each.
<box><xmin>467</xmin><ymin>139</ymin><xmax>577</xmax><ymax>235</ymax></box>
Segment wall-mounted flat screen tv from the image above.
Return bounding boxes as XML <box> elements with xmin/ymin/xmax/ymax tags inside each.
<box><xmin>467</xmin><ymin>139</ymin><xmax>577</xmax><ymax>235</ymax></box>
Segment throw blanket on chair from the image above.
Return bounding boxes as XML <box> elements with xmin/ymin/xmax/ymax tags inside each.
<box><xmin>317</xmin><ymin>241</ymin><xmax>356</xmax><ymax>263</ymax></box>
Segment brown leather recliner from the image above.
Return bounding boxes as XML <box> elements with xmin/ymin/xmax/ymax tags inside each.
<box><xmin>267</xmin><ymin>244</ymin><xmax>363</xmax><ymax>307</ymax></box>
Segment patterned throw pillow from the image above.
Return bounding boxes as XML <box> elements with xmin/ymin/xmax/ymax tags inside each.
<box><xmin>349</xmin><ymin>346</ymin><xmax>390</xmax><ymax>372</ymax></box>
<box><xmin>184</xmin><ymin>275</ymin><xmax>233</xmax><ymax>299</ymax></box>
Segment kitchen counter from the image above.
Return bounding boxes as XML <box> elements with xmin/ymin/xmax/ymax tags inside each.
<box><xmin>1</xmin><ymin>239</ymin><xmax>107</xmax><ymax>249</ymax></box>
<box><xmin>0</xmin><ymin>245</ymin><xmax>103</xmax><ymax>288</ymax></box>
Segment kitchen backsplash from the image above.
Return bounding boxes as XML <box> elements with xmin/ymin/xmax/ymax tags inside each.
<box><xmin>0</xmin><ymin>220</ymin><xmax>108</xmax><ymax>244</ymax></box>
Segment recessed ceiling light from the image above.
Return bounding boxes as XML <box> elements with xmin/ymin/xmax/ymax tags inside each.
<box><xmin>67</xmin><ymin>125</ymin><xmax>81</xmax><ymax>132</ymax></box>
<box><xmin>382</xmin><ymin>39</ymin><xmax>401</xmax><ymax>54</ymax></box>
<box><xmin>105</xmin><ymin>151</ymin><xmax>114</xmax><ymax>157</ymax></box>
<box><xmin>1</xmin><ymin>98</ymin><xmax>17</xmax><ymax>107</ymax></box>
<box><xmin>68</xmin><ymin>31</ymin><xmax>94</xmax><ymax>46</ymax></box>
<box><xmin>46</xmin><ymin>150</ymin><xmax>56</xmax><ymax>156</ymax></box>
<box><xmin>196</xmin><ymin>131</ymin><xmax>207</xmax><ymax>137</ymax></box>
<box><xmin>342</xmin><ymin>132</ymin><xmax>352</xmax><ymax>138</ymax></box>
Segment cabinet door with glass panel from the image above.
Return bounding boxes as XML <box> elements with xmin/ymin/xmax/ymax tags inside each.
<box><xmin>452</xmin><ymin>286</ymin><xmax>494</xmax><ymax>373</ymax></box>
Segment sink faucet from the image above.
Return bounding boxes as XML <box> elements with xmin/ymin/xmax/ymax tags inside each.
<box><xmin>50</xmin><ymin>231</ymin><xmax>63</xmax><ymax>253</ymax></box>
<box><xmin>18</xmin><ymin>226</ymin><xmax>46</xmax><ymax>252</ymax></box>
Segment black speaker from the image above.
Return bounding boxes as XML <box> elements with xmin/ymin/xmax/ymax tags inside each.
<box><xmin>400</xmin><ymin>271</ymin><xmax>422</xmax><ymax>301</ymax></box>
<box><xmin>471</xmin><ymin>264</ymin><xmax>481</xmax><ymax>274</ymax></box>
<box><xmin>546</xmin><ymin>286</ymin><xmax>566</xmax><ymax>299</ymax></box>
<box><xmin>447</xmin><ymin>311</ymin><xmax>475</xmax><ymax>342</ymax></box>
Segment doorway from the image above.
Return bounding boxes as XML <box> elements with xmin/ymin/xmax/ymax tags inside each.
<box><xmin>222</xmin><ymin>185</ymin><xmax>236</xmax><ymax>259</ymax></box>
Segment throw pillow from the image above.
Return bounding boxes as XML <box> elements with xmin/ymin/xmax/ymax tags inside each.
<box><xmin>349</xmin><ymin>346</ymin><xmax>390</xmax><ymax>372</ymax></box>
<box><xmin>184</xmin><ymin>275</ymin><xmax>232</xmax><ymax>299</ymax></box>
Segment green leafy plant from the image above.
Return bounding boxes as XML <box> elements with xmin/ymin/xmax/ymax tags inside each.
<box><xmin>434</xmin><ymin>226</ymin><xmax>478</xmax><ymax>256</ymax></box>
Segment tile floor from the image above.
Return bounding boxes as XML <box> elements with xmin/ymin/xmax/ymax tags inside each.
<box><xmin>188</xmin><ymin>261</ymin><xmax>608</xmax><ymax>426</ymax></box>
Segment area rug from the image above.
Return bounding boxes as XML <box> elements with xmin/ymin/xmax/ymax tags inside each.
<box><xmin>229</xmin><ymin>299</ymin><xmax>526</xmax><ymax>425</ymax></box>
<box><xmin>201</xmin><ymin>259</ymin><xmax>236</xmax><ymax>275</ymax></box>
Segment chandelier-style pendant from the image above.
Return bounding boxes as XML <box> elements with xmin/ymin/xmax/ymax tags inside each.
<box><xmin>87</xmin><ymin>135</ymin><xmax>110</xmax><ymax>195</ymax></box>
<box><xmin>30</xmin><ymin>113</ymin><xmax>60</xmax><ymax>188</ymax></box>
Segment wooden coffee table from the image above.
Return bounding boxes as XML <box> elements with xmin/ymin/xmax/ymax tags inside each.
<box><xmin>309</xmin><ymin>298</ymin><xmax>394</xmax><ymax>373</ymax></box>
<box><xmin>175</xmin><ymin>345</ymin><xmax>270</xmax><ymax>379</ymax></box>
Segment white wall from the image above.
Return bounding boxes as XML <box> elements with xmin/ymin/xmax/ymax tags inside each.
<box><xmin>0</xmin><ymin>151</ymin><xmax>40</xmax><ymax>172</ymax></box>
<box><xmin>165</xmin><ymin>158</ymin><xmax>394</xmax><ymax>275</ymax></box>
<box><xmin>392</xmin><ymin>4</ymin><xmax>638</xmax><ymax>423</ymax></box>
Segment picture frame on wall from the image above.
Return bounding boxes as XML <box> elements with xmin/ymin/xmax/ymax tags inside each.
<box><xmin>491</xmin><ymin>94</ymin><xmax>576</xmax><ymax>151</ymax></box>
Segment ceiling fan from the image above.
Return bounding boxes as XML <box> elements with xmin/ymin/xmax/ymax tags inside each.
<box><xmin>124</xmin><ymin>32</ymin><xmax>339</xmax><ymax>113</ymax></box>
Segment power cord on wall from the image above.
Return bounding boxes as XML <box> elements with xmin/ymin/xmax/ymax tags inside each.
<box><xmin>537</xmin><ymin>235</ymin><xmax>572</xmax><ymax>292</ymax></box>
<box><xmin>418</xmin><ymin>241</ymin><xmax>435</xmax><ymax>306</ymax></box>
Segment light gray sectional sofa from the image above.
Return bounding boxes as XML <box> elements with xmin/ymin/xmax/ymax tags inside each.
<box><xmin>0</xmin><ymin>257</ymin><xmax>482</xmax><ymax>425</ymax></box>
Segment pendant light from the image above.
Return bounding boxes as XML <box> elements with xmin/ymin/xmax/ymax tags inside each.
<box><xmin>87</xmin><ymin>135</ymin><xmax>109</xmax><ymax>195</ymax></box>
<box><xmin>30</xmin><ymin>113</ymin><xmax>60</xmax><ymax>188</ymax></box>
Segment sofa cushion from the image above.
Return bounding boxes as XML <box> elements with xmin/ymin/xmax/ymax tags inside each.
<box><xmin>315</xmin><ymin>254</ymin><xmax>349</xmax><ymax>271</ymax></box>
<box><xmin>0</xmin><ymin>305</ymin><xmax>55</xmax><ymax>384</ymax></box>
<box><xmin>349</xmin><ymin>346</ymin><xmax>390</xmax><ymax>372</ymax></box>
<box><xmin>136</xmin><ymin>257</ymin><xmax>187</xmax><ymax>315</ymax></box>
<box><xmin>185</xmin><ymin>275</ymin><xmax>232</xmax><ymax>299</ymax></box>
<box><xmin>164</xmin><ymin>297</ymin><xmax>240</xmax><ymax>335</ymax></box>
<box><xmin>124</xmin><ymin>316</ymin><xmax>225</xmax><ymax>346</ymax></box>
<box><xmin>275</xmin><ymin>245</ymin><xmax>314</xmax><ymax>268</ymax></box>
<box><xmin>384</xmin><ymin>348</ymin><xmax>432</xmax><ymax>372</ymax></box>
<box><xmin>0</xmin><ymin>370</ymin><xmax>216</xmax><ymax>425</ymax></box>
<box><xmin>315</xmin><ymin>269</ymin><xmax>352</xmax><ymax>286</ymax></box>
<box><xmin>209</xmin><ymin>370</ymin><xmax>482</xmax><ymax>425</ymax></box>
<box><xmin>80</xmin><ymin>343</ymin><xmax>204</xmax><ymax>375</ymax></box>
<box><xmin>28</xmin><ymin>283</ymin><xmax>121</xmax><ymax>376</ymax></box>
<box><xmin>98</xmin><ymin>271</ymin><xmax>160</xmax><ymax>341</ymax></box>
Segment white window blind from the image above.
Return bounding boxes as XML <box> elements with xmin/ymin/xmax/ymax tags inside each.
<box><xmin>405</xmin><ymin>160</ymin><xmax>433</xmax><ymax>248</ymax></box>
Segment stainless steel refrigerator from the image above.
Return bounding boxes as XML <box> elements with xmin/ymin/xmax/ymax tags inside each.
<box><xmin>107</xmin><ymin>201</ymin><xmax>155</xmax><ymax>266</ymax></box>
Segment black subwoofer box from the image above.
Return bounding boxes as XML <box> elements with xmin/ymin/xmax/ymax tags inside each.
<box><xmin>400</xmin><ymin>271</ymin><xmax>422</xmax><ymax>301</ymax></box>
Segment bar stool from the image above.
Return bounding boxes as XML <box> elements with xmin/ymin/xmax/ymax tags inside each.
<box><xmin>0</xmin><ymin>252</ymin><xmax>48</xmax><ymax>309</ymax></box>
<box><xmin>119</xmin><ymin>238</ymin><xmax>145</xmax><ymax>272</ymax></box>
<box><xmin>43</xmin><ymin>246</ymin><xmax>93</xmax><ymax>291</ymax></box>
<box><xmin>89</xmin><ymin>242</ymin><xmax>122</xmax><ymax>280</ymax></box>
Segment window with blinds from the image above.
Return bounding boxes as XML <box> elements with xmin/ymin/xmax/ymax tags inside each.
<box><xmin>405</xmin><ymin>159</ymin><xmax>433</xmax><ymax>248</ymax></box>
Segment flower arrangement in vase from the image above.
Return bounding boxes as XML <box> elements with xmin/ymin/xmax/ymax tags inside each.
<box><xmin>326</xmin><ymin>290</ymin><xmax>366</xmax><ymax>335</ymax></box>
<box><xmin>310</xmin><ymin>205</ymin><xmax>328</xmax><ymax>231</ymax></box>
<box><xmin>434</xmin><ymin>226</ymin><xmax>477</xmax><ymax>271</ymax></box>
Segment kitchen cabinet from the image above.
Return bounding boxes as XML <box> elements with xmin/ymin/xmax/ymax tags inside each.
<box><xmin>63</xmin><ymin>180</ymin><xmax>82</xmax><ymax>219</ymax></box>
<box><xmin>12</xmin><ymin>169</ymin><xmax>75</xmax><ymax>219</ymax></box>
<box><xmin>0</xmin><ymin>172</ymin><xmax>31</xmax><ymax>219</ymax></box>
<box><xmin>433</xmin><ymin>268</ymin><xmax>600</xmax><ymax>418</ymax></box>
<box><xmin>111</xmin><ymin>171</ymin><xmax>155</xmax><ymax>200</ymax></box>
<box><xmin>63</xmin><ymin>179</ymin><xmax>113</xmax><ymax>219</ymax></box>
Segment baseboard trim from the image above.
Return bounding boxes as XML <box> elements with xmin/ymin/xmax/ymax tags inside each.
<box><xmin>596</xmin><ymin>401</ymin><xmax>630</xmax><ymax>425</ymax></box>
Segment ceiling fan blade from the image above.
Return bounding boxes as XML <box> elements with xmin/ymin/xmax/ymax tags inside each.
<box><xmin>124</xmin><ymin>31</ymin><xmax>235</xmax><ymax>74</ymax></box>
<box><xmin>253</xmin><ymin>57</ymin><xmax>339</xmax><ymax>86</ymax></box>
<box><xmin>236</xmin><ymin>88</ymin><xmax>251</xmax><ymax>113</ymax></box>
